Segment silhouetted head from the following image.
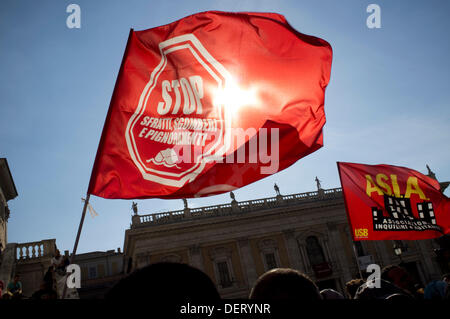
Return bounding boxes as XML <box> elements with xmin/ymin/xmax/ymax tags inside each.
<box><xmin>385</xmin><ymin>293</ymin><xmax>413</xmax><ymax>300</ymax></box>
<box><xmin>345</xmin><ymin>279</ymin><xmax>365</xmax><ymax>299</ymax></box>
<box><xmin>249</xmin><ymin>268</ymin><xmax>322</xmax><ymax>300</ymax></box>
<box><xmin>442</xmin><ymin>273</ymin><xmax>450</xmax><ymax>285</ymax></box>
<box><xmin>355</xmin><ymin>279</ymin><xmax>411</xmax><ymax>300</ymax></box>
<box><xmin>381</xmin><ymin>265</ymin><xmax>415</xmax><ymax>293</ymax></box>
<box><xmin>424</xmin><ymin>280</ymin><xmax>447</xmax><ymax>300</ymax></box>
<box><xmin>106</xmin><ymin>262</ymin><xmax>220</xmax><ymax>302</ymax></box>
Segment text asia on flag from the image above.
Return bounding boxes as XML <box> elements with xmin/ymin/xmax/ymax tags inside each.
<box><xmin>88</xmin><ymin>11</ymin><xmax>333</xmax><ymax>199</ymax></box>
<box><xmin>337</xmin><ymin>162</ymin><xmax>450</xmax><ymax>241</ymax></box>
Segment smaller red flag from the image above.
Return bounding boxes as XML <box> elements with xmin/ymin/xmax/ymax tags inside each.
<box><xmin>337</xmin><ymin>162</ymin><xmax>450</xmax><ymax>241</ymax></box>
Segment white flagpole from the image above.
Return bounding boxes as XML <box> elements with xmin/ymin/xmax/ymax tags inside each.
<box><xmin>62</xmin><ymin>193</ymin><xmax>91</xmax><ymax>299</ymax></box>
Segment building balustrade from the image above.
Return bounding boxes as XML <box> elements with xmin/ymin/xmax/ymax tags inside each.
<box><xmin>15</xmin><ymin>239</ymin><xmax>56</xmax><ymax>261</ymax></box>
<box><xmin>132</xmin><ymin>188</ymin><xmax>343</xmax><ymax>228</ymax></box>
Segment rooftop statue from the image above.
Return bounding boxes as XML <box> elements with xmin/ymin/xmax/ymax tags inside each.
<box><xmin>315</xmin><ymin>176</ymin><xmax>322</xmax><ymax>191</ymax></box>
<box><xmin>274</xmin><ymin>183</ymin><xmax>280</xmax><ymax>196</ymax></box>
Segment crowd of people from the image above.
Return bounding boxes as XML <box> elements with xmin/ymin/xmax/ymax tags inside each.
<box><xmin>1</xmin><ymin>255</ymin><xmax>449</xmax><ymax>301</ymax></box>
<box><xmin>31</xmin><ymin>249</ymin><xmax>70</xmax><ymax>299</ymax></box>
<box><xmin>0</xmin><ymin>249</ymin><xmax>69</xmax><ymax>300</ymax></box>
<box><xmin>105</xmin><ymin>262</ymin><xmax>450</xmax><ymax>302</ymax></box>
<box><xmin>0</xmin><ymin>275</ymin><xmax>23</xmax><ymax>300</ymax></box>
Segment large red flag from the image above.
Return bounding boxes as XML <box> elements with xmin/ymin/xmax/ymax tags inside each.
<box><xmin>337</xmin><ymin>162</ymin><xmax>450</xmax><ymax>241</ymax></box>
<box><xmin>88</xmin><ymin>11</ymin><xmax>332</xmax><ymax>199</ymax></box>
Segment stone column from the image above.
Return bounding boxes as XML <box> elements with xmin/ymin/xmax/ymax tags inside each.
<box><xmin>282</xmin><ymin>229</ymin><xmax>304</xmax><ymax>272</ymax></box>
<box><xmin>416</xmin><ymin>240</ymin><xmax>440</xmax><ymax>281</ymax></box>
<box><xmin>326</xmin><ymin>222</ymin><xmax>352</xmax><ymax>283</ymax></box>
<box><xmin>276</xmin><ymin>195</ymin><xmax>284</xmax><ymax>204</ymax></box>
<box><xmin>131</xmin><ymin>215</ymin><xmax>141</xmax><ymax>227</ymax></box>
<box><xmin>237</xmin><ymin>238</ymin><xmax>258</xmax><ymax>288</ymax></box>
<box><xmin>373</xmin><ymin>240</ymin><xmax>392</xmax><ymax>267</ymax></box>
<box><xmin>135</xmin><ymin>252</ymin><xmax>149</xmax><ymax>269</ymax></box>
<box><xmin>189</xmin><ymin>245</ymin><xmax>204</xmax><ymax>271</ymax></box>
<box><xmin>0</xmin><ymin>243</ymin><xmax>17</xmax><ymax>285</ymax></box>
<box><xmin>231</xmin><ymin>200</ymin><xmax>239</xmax><ymax>213</ymax></box>
<box><xmin>298</xmin><ymin>243</ymin><xmax>312</xmax><ymax>277</ymax></box>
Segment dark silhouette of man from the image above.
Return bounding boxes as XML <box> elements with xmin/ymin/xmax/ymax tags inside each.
<box><xmin>106</xmin><ymin>262</ymin><xmax>220</xmax><ymax>303</ymax></box>
<box><xmin>249</xmin><ymin>268</ymin><xmax>322</xmax><ymax>300</ymax></box>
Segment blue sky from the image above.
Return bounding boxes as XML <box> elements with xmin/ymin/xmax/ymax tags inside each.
<box><xmin>1</xmin><ymin>0</ymin><xmax>449</xmax><ymax>254</ymax></box>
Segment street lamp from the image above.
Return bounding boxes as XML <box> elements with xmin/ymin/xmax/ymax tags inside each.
<box><xmin>393</xmin><ymin>241</ymin><xmax>403</xmax><ymax>263</ymax></box>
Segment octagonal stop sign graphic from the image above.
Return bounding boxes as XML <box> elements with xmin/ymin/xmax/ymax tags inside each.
<box><xmin>125</xmin><ymin>34</ymin><xmax>232</xmax><ymax>188</ymax></box>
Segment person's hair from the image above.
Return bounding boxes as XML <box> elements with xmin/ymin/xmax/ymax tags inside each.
<box><xmin>105</xmin><ymin>262</ymin><xmax>220</xmax><ymax>302</ymax></box>
<box><xmin>345</xmin><ymin>279</ymin><xmax>365</xmax><ymax>299</ymax></box>
<box><xmin>249</xmin><ymin>268</ymin><xmax>322</xmax><ymax>300</ymax></box>
<box><xmin>385</xmin><ymin>293</ymin><xmax>413</xmax><ymax>300</ymax></box>
<box><xmin>381</xmin><ymin>265</ymin><xmax>402</xmax><ymax>282</ymax></box>
<box><xmin>320</xmin><ymin>288</ymin><xmax>344</xmax><ymax>300</ymax></box>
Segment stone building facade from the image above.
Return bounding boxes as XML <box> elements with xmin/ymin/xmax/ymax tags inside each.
<box><xmin>13</xmin><ymin>239</ymin><xmax>57</xmax><ymax>297</ymax></box>
<box><xmin>0</xmin><ymin>158</ymin><xmax>19</xmax><ymax>288</ymax></box>
<box><xmin>0</xmin><ymin>241</ymin><xmax>123</xmax><ymax>298</ymax></box>
<box><xmin>124</xmin><ymin>187</ymin><xmax>444</xmax><ymax>298</ymax></box>
<box><xmin>0</xmin><ymin>158</ymin><xmax>18</xmax><ymax>252</ymax></box>
<box><xmin>72</xmin><ymin>249</ymin><xmax>124</xmax><ymax>298</ymax></box>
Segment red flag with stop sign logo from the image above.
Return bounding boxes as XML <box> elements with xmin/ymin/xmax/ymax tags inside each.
<box><xmin>88</xmin><ymin>11</ymin><xmax>333</xmax><ymax>199</ymax></box>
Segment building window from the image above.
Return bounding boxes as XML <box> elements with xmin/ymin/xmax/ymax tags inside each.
<box><xmin>264</xmin><ymin>253</ymin><xmax>277</xmax><ymax>270</ymax></box>
<box><xmin>111</xmin><ymin>262</ymin><xmax>118</xmax><ymax>275</ymax></box>
<box><xmin>88</xmin><ymin>266</ymin><xmax>97</xmax><ymax>279</ymax></box>
<box><xmin>217</xmin><ymin>261</ymin><xmax>232</xmax><ymax>288</ymax></box>
<box><xmin>306</xmin><ymin>236</ymin><xmax>326</xmax><ymax>266</ymax></box>
<box><xmin>81</xmin><ymin>266</ymin><xmax>88</xmax><ymax>280</ymax></box>
<box><xmin>209</xmin><ymin>246</ymin><xmax>236</xmax><ymax>289</ymax></box>
<box><xmin>258</xmin><ymin>238</ymin><xmax>281</xmax><ymax>271</ymax></box>
<box><xmin>98</xmin><ymin>263</ymin><xmax>105</xmax><ymax>278</ymax></box>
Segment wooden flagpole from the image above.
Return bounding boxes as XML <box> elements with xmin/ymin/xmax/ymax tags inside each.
<box><xmin>62</xmin><ymin>193</ymin><xmax>91</xmax><ymax>299</ymax></box>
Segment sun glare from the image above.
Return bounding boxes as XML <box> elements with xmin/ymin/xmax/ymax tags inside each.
<box><xmin>213</xmin><ymin>78</ymin><xmax>259</xmax><ymax>117</ymax></box>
